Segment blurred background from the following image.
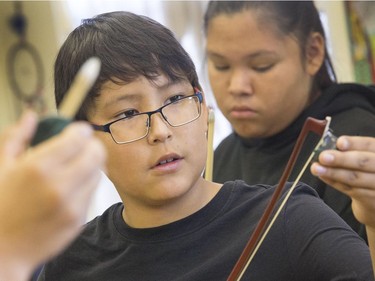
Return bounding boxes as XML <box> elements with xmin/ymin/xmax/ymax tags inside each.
<box><xmin>0</xmin><ymin>0</ymin><xmax>374</xmax><ymax>220</ymax></box>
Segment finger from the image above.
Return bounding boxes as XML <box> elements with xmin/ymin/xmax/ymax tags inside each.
<box><xmin>49</xmin><ymin>140</ymin><xmax>105</xmax><ymax>227</ymax></box>
<box><xmin>48</xmin><ymin>169</ymin><xmax>102</xmax><ymax>232</ymax></box>
<box><xmin>317</xmin><ymin>149</ymin><xmax>375</xmax><ymax>173</ymax></box>
<box><xmin>30</xmin><ymin>122</ymin><xmax>96</xmax><ymax>167</ymax></box>
<box><xmin>59</xmin><ymin>138</ymin><xmax>106</xmax><ymax>191</ymax></box>
<box><xmin>311</xmin><ymin>162</ymin><xmax>375</xmax><ymax>191</ymax></box>
<box><xmin>336</xmin><ymin>135</ymin><xmax>375</xmax><ymax>152</ymax></box>
<box><xmin>15</xmin><ymin>139</ymin><xmax>105</xmax><ymax>244</ymax></box>
<box><xmin>66</xmin><ymin>168</ymin><xmax>103</xmax><ymax>224</ymax></box>
<box><xmin>20</xmin><ymin>126</ymin><xmax>106</xmax><ymax>203</ymax></box>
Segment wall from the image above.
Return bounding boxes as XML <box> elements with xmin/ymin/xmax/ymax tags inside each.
<box><xmin>315</xmin><ymin>1</ymin><xmax>355</xmax><ymax>82</ymax></box>
<box><xmin>0</xmin><ymin>1</ymin><xmax>59</xmax><ymax>131</ymax></box>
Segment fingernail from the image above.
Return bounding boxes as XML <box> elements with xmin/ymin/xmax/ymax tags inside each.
<box><xmin>339</xmin><ymin>137</ymin><xmax>349</xmax><ymax>150</ymax></box>
<box><xmin>313</xmin><ymin>164</ymin><xmax>327</xmax><ymax>175</ymax></box>
<box><xmin>321</xmin><ymin>153</ymin><xmax>334</xmax><ymax>163</ymax></box>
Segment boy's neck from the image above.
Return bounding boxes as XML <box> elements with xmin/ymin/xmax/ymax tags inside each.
<box><xmin>121</xmin><ymin>180</ymin><xmax>222</xmax><ymax>228</ymax></box>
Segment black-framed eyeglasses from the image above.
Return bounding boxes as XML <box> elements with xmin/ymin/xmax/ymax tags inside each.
<box><xmin>92</xmin><ymin>88</ymin><xmax>203</xmax><ymax>144</ymax></box>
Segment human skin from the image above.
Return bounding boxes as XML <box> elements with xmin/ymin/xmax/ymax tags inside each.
<box><xmin>205</xmin><ymin>10</ymin><xmax>324</xmax><ymax>138</ymax></box>
<box><xmin>87</xmin><ymin>75</ymin><xmax>222</xmax><ymax>228</ymax></box>
<box><xmin>0</xmin><ymin>111</ymin><xmax>106</xmax><ymax>281</ymax></box>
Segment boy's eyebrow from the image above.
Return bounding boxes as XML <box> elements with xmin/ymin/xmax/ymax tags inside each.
<box><xmin>155</xmin><ymin>79</ymin><xmax>187</xmax><ymax>90</ymax></box>
<box><xmin>103</xmin><ymin>93</ymin><xmax>141</xmax><ymax>108</ymax></box>
<box><xmin>102</xmin><ymin>79</ymin><xmax>190</xmax><ymax>108</ymax></box>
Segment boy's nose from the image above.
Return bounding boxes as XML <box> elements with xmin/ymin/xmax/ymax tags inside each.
<box><xmin>147</xmin><ymin>113</ymin><xmax>172</xmax><ymax>144</ymax></box>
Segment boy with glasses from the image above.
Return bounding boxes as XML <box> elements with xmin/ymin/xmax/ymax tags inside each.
<box><xmin>38</xmin><ymin>11</ymin><xmax>375</xmax><ymax>280</ymax></box>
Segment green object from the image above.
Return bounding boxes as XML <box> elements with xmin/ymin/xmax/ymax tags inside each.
<box><xmin>30</xmin><ymin>116</ymin><xmax>71</xmax><ymax>146</ymax></box>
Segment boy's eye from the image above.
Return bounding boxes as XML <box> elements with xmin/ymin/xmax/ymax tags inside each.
<box><xmin>168</xmin><ymin>94</ymin><xmax>185</xmax><ymax>103</ymax></box>
<box><xmin>119</xmin><ymin>109</ymin><xmax>139</xmax><ymax>118</ymax></box>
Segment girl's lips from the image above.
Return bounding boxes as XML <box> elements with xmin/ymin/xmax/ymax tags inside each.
<box><xmin>230</xmin><ymin>107</ymin><xmax>257</xmax><ymax>119</ymax></box>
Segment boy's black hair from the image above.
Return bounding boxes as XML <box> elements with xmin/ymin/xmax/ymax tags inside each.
<box><xmin>55</xmin><ymin>11</ymin><xmax>201</xmax><ymax>120</ymax></box>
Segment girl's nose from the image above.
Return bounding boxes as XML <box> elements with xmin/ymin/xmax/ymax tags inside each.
<box><xmin>228</xmin><ymin>68</ymin><xmax>253</xmax><ymax>97</ymax></box>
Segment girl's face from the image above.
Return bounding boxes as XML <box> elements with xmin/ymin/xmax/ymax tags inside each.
<box><xmin>206</xmin><ymin>10</ymin><xmax>322</xmax><ymax>138</ymax></box>
<box><xmin>88</xmin><ymin>76</ymin><xmax>209</xmax><ymax>213</ymax></box>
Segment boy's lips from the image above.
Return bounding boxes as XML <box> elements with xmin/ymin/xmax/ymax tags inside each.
<box><xmin>152</xmin><ymin>153</ymin><xmax>183</xmax><ymax>169</ymax></box>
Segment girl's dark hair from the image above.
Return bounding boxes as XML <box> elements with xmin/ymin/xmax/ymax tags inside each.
<box><xmin>55</xmin><ymin>11</ymin><xmax>200</xmax><ymax>120</ymax></box>
<box><xmin>204</xmin><ymin>1</ymin><xmax>336</xmax><ymax>94</ymax></box>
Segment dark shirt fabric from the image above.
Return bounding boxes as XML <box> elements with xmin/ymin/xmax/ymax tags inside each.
<box><xmin>213</xmin><ymin>83</ymin><xmax>375</xmax><ymax>241</ymax></box>
<box><xmin>38</xmin><ymin>181</ymin><xmax>373</xmax><ymax>280</ymax></box>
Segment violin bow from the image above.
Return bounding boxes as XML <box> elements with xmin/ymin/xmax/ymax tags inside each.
<box><xmin>227</xmin><ymin>116</ymin><xmax>337</xmax><ymax>281</ymax></box>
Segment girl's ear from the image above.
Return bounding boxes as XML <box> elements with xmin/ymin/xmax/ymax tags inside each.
<box><xmin>305</xmin><ymin>32</ymin><xmax>325</xmax><ymax>76</ymax></box>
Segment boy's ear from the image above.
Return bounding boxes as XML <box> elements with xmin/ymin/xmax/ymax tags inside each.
<box><xmin>305</xmin><ymin>32</ymin><xmax>325</xmax><ymax>76</ymax></box>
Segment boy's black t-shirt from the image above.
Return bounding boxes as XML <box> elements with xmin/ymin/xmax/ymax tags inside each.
<box><xmin>38</xmin><ymin>181</ymin><xmax>373</xmax><ymax>280</ymax></box>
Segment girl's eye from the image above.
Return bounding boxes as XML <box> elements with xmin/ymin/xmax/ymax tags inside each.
<box><xmin>214</xmin><ymin>64</ymin><xmax>230</xmax><ymax>71</ymax></box>
<box><xmin>168</xmin><ymin>94</ymin><xmax>185</xmax><ymax>103</ymax></box>
<box><xmin>253</xmin><ymin>64</ymin><xmax>274</xmax><ymax>73</ymax></box>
